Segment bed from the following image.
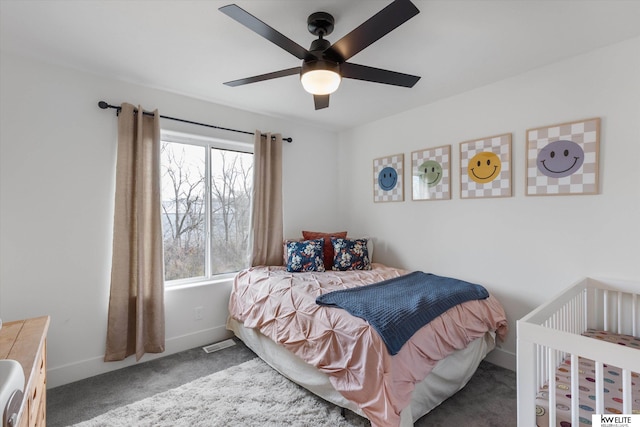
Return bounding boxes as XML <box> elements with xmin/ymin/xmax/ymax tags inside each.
<box><xmin>227</xmin><ymin>253</ymin><xmax>508</xmax><ymax>427</ymax></box>
<box><xmin>517</xmin><ymin>277</ymin><xmax>640</xmax><ymax>426</ymax></box>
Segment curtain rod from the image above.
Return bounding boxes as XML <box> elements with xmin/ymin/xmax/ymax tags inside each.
<box><xmin>97</xmin><ymin>101</ymin><xmax>292</xmax><ymax>143</ymax></box>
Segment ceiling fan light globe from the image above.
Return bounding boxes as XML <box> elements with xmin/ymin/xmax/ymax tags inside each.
<box><xmin>301</xmin><ymin>69</ymin><xmax>341</xmax><ymax>95</ymax></box>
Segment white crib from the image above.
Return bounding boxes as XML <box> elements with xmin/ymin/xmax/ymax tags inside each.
<box><xmin>517</xmin><ymin>277</ymin><xmax>640</xmax><ymax>426</ymax></box>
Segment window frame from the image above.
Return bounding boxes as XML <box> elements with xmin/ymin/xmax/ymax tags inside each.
<box><xmin>161</xmin><ymin>130</ymin><xmax>253</xmax><ymax>288</ymax></box>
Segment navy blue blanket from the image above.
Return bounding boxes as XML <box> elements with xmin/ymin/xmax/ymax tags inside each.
<box><xmin>315</xmin><ymin>272</ymin><xmax>489</xmax><ymax>355</ymax></box>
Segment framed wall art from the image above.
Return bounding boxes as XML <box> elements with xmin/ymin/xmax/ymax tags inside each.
<box><xmin>411</xmin><ymin>145</ymin><xmax>451</xmax><ymax>201</ymax></box>
<box><xmin>459</xmin><ymin>133</ymin><xmax>512</xmax><ymax>199</ymax></box>
<box><xmin>373</xmin><ymin>153</ymin><xmax>404</xmax><ymax>202</ymax></box>
<box><xmin>526</xmin><ymin>117</ymin><xmax>600</xmax><ymax>196</ymax></box>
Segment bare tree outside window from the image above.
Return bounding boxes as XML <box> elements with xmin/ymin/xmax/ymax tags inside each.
<box><xmin>161</xmin><ymin>139</ymin><xmax>253</xmax><ymax>283</ymax></box>
<box><xmin>210</xmin><ymin>149</ymin><xmax>253</xmax><ymax>273</ymax></box>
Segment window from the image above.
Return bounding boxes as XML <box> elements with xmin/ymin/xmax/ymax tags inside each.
<box><xmin>160</xmin><ymin>131</ymin><xmax>253</xmax><ymax>285</ymax></box>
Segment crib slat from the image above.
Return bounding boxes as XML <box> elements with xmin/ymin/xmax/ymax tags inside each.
<box><xmin>617</xmin><ymin>291</ymin><xmax>622</xmax><ymax>333</ymax></box>
<box><xmin>595</xmin><ymin>361</ymin><xmax>604</xmax><ymax>414</ymax></box>
<box><xmin>574</xmin><ymin>294</ymin><xmax>580</xmax><ymax>332</ymax></box>
<box><xmin>537</xmin><ymin>344</ymin><xmax>544</xmax><ymax>391</ymax></box>
<box><xmin>603</xmin><ymin>290</ymin><xmax>609</xmax><ymax>331</ymax></box>
<box><xmin>633</xmin><ymin>294</ymin><xmax>638</xmax><ymax>337</ymax></box>
<box><xmin>570</xmin><ymin>354</ymin><xmax>579</xmax><ymax>427</ymax></box>
<box><xmin>622</xmin><ymin>369</ymin><xmax>632</xmax><ymax>415</ymax></box>
<box><xmin>582</xmin><ymin>289</ymin><xmax>588</xmax><ymax>333</ymax></box>
<box><xmin>548</xmin><ymin>349</ymin><xmax>557</xmax><ymax>426</ymax></box>
<box><xmin>568</xmin><ymin>298</ymin><xmax>573</xmax><ymax>334</ymax></box>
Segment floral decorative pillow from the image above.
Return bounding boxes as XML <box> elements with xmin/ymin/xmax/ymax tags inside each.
<box><xmin>282</xmin><ymin>239</ymin><xmax>301</xmax><ymax>265</ymax></box>
<box><xmin>286</xmin><ymin>239</ymin><xmax>325</xmax><ymax>272</ymax></box>
<box><xmin>302</xmin><ymin>230</ymin><xmax>347</xmax><ymax>270</ymax></box>
<box><xmin>331</xmin><ymin>238</ymin><xmax>371</xmax><ymax>271</ymax></box>
<box><xmin>348</xmin><ymin>236</ymin><xmax>374</xmax><ymax>262</ymax></box>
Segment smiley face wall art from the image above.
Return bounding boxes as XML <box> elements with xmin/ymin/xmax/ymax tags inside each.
<box><xmin>411</xmin><ymin>145</ymin><xmax>451</xmax><ymax>201</ymax></box>
<box><xmin>373</xmin><ymin>153</ymin><xmax>404</xmax><ymax>202</ymax></box>
<box><xmin>459</xmin><ymin>133</ymin><xmax>512</xmax><ymax>199</ymax></box>
<box><xmin>526</xmin><ymin>118</ymin><xmax>600</xmax><ymax>196</ymax></box>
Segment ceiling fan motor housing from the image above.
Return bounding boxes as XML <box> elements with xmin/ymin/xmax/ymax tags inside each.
<box><xmin>301</xmin><ymin>58</ymin><xmax>340</xmax><ymax>76</ymax></box>
<box><xmin>309</xmin><ymin>38</ymin><xmax>331</xmax><ymax>54</ymax></box>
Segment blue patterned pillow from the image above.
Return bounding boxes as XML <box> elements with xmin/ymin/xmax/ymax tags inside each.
<box><xmin>286</xmin><ymin>239</ymin><xmax>325</xmax><ymax>272</ymax></box>
<box><xmin>331</xmin><ymin>238</ymin><xmax>371</xmax><ymax>271</ymax></box>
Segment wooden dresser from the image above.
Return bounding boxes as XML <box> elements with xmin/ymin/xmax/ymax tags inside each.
<box><xmin>0</xmin><ymin>316</ymin><xmax>50</xmax><ymax>427</ymax></box>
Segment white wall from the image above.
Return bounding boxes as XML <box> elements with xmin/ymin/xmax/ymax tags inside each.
<box><xmin>338</xmin><ymin>37</ymin><xmax>640</xmax><ymax>369</ymax></box>
<box><xmin>0</xmin><ymin>52</ymin><xmax>340</xmax><ymax>387</ymax></box>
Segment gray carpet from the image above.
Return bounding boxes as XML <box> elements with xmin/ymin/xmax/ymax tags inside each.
<box><xmin>48</xmin><ymin>339</ymin><xmax>516</xmax><ymax>426</ymax></box>
<box><xmin>68</xmin><ymin>358</ymin><xmax>368</xmax><ymax>427</ymax></box>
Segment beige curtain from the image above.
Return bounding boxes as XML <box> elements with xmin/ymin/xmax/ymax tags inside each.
<box><xmin>105</xmin><ymin>103</ymin><xmax>165</xmax><ymax>362</ymax></box>
<box><xmin>250</xmin><ymin>131</ymin><xmax>284</xmax><ymax>266</ymax></box>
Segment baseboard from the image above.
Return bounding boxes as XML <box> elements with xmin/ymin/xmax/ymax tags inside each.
<box><xmin>47</xmin><ymin>325</ymin><xmax>233</xmax><ymax>388</ymax></box>
<box><xmin>484</xmin><ymin>346</ymin><xmax>516</xmax><ymax>371</ymax></box>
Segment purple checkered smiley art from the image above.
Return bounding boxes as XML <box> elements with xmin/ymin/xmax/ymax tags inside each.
<box><xmin>537</xmin><ymin>140</ymin><xmax>584</xmax><ymax>178</ymax></box>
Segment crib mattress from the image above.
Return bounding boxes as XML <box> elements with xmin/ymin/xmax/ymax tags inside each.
<box><xmin>535</xmin><ymin>330</ymin><xmax>640</xmax><ymax>427</ymax></box>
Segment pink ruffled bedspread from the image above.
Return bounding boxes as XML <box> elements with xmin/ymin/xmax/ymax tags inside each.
<box><xmin>228</xmin><ymin>264</ymin><xmax>508</xmax><ymax>427</ymax></box>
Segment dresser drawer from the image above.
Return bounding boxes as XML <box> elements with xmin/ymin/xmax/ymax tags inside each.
<box><xmin>28</xmin><ymin>346</ymin><xmax>46</xmax><ymax>426</ymax></box>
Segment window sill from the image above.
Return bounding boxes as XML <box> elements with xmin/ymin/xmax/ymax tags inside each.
<box><xmin>164</xmin><ymin>273</ymin><xmax>237</xmax><ymax>291</ymax></box>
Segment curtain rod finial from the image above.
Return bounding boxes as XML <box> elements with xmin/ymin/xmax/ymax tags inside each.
<box><xmin>98</xmin><ymin>101</ymin><xmax>109</xmax><ymax>109</ymax></box>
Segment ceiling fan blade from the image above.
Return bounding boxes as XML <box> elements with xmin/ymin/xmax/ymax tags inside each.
<box><xmin>341</xmin><ymin>62</ymin><xmax>420</xmax><ymax>88</ymax></box>
<box><xmin>219</xmin><ymin>4</ymin><xmax>309</xmax><ymax>60</ymax></box>
<box><xmin>327</xmin><ymin>0</ymin><xmax>419</xmax><ymax>61</ymax></box>
<box><xmin>314</xmin><ymin>94</ymin><xmax>330</xmax><ymax>110</ymax></box>
<box><xmin>224</xmin><ymin>67</ymin><xmax>301</xmax><ymax>87</ymax></box>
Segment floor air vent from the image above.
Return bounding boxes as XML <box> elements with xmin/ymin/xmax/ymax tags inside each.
<box><xmin>202</xmin><ymin>339</ymin><xmax>236</xmax><ymax>354</ymax></box>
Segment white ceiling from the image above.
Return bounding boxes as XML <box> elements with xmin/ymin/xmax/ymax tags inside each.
<box><xmin>2</xmin><ymin>0</ymin><xmax>640</xmax><ymax>131</ymax></box>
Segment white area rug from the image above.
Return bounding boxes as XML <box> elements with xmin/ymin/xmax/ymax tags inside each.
<box><xmin>70</xmin><ymin>358</ymin><xmax>368</xmax><ymax>427</ymax></box>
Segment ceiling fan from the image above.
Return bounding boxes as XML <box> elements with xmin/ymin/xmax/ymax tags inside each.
<box><xmin>219</xmin><ymin>0</ymin><xmax>421</xmax><ymax>110</ymax></box>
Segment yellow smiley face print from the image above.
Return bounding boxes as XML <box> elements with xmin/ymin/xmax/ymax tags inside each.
<box><xmin>468</xmin><ymin>151</ymin><xmax>501</xmax><ymax>184</ymax></box>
